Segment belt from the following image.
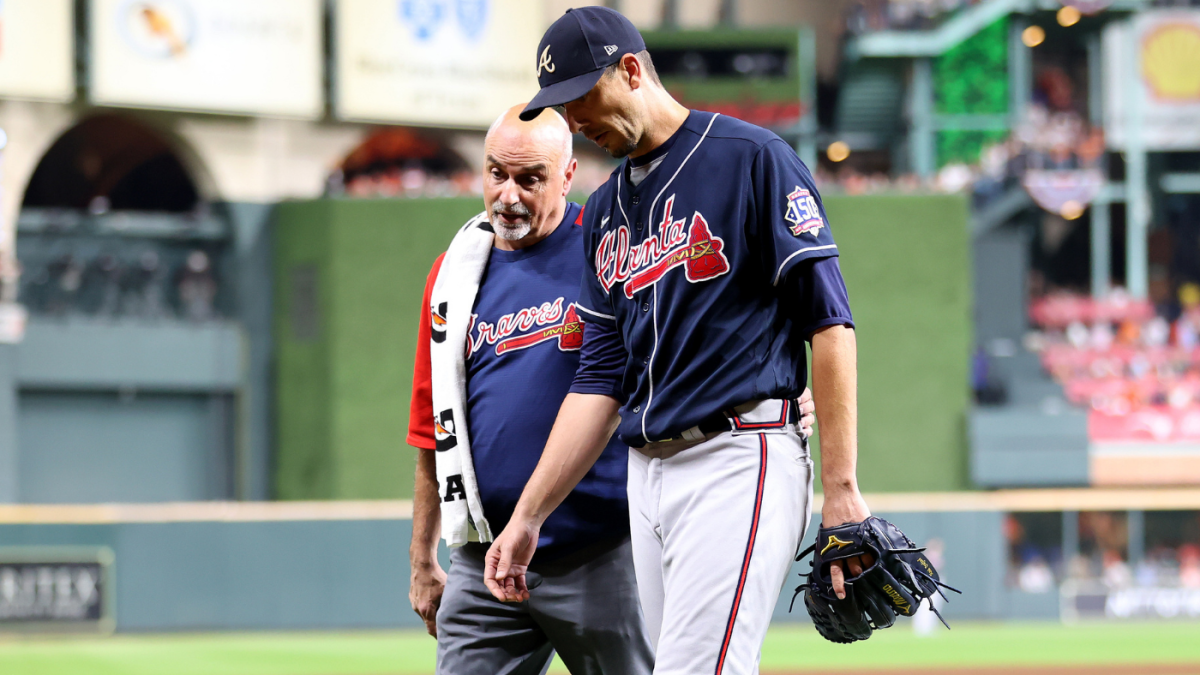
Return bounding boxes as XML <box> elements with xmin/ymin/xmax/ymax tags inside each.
<box><xmin>659</xmin><ymin>399</ymin><xmax>801</xmax><ymax>443</ymax></box>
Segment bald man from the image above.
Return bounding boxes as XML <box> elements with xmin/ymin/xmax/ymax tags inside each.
<box><xmin>405</xmin><ymin>106</ymin><xmax>654</xmax><ymax>675</ymax></box>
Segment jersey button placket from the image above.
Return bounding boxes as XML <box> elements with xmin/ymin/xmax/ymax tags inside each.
<box><xmin>631</xmin><ymin>195</ymin><xmax>640</xmax><ymax>206</ymax></box>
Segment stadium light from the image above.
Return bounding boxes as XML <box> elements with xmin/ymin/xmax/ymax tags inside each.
<box><xmin>827</xmin><ymin>141</ymin><xmax>851</xmax><ymax>162</ymax></box>
<box><xmin>1022</xmin><ymin>25</ymin><xmax>1046</xmax><ymax>48</ymax></box>
<box><xmin>1057</xmin><ymin>6</ymin><xmax>1081</xmax><ymax>27</ymax></box>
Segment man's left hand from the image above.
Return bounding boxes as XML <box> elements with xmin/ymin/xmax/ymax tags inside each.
<box><xmin>798</xmin><ymin>388</ymin><xmax>815</xmax><ymax>438</ymax></box>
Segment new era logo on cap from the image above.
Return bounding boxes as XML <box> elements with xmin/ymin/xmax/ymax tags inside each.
<box><xmin>519</xmin><ymin>7</ymin><xmax>646</xmax><ymax>121</ymax></box>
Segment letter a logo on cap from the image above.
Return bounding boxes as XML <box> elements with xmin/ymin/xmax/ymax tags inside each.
<box><xmin>537</xmin><ymin>45</ymin><xmax>556</xmax><ymax>78</ymax></box>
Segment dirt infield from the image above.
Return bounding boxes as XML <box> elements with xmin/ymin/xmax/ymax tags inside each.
<box><xmin>766</xmin><ymin>665</ymin><xmax>1200</xmax><ymax>675</ymax></box>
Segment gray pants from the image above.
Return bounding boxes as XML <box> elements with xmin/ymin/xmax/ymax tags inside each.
<box><xmin>436</xmin><ymin>536</ymin><xmax>654</xmax><ymax>675</ymax></box>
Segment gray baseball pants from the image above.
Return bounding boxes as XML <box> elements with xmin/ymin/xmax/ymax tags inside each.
<box><xmin>435</xmin><ymin>535</ymin><xmax>654</xmax><ymax>675</ymax></box>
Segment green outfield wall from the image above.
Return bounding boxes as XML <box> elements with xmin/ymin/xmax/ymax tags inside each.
<box><xmin>822</xmin><ymin>194</ymin><xmax>972</xmax><ymax>493</ymax></box>
<box><xmin>273</xmin><ymin>194</ymin><xmax>971</xmax><ymax>499</ymax></box>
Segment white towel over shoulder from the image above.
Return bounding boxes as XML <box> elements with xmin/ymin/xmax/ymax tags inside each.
<box><xmin>428</xmin><ymin>212</ymin><xmax>494</xmax><ymax>547</ymax></box>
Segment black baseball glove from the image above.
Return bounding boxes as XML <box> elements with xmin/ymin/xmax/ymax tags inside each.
<box><xmin>790</xmin><ymin>516</ymin><xmax>960</xmax><ymax>644</ymax></box>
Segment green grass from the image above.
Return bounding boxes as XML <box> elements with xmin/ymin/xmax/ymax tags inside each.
<box><xmin>759</xmin><ymin>622</ymin><xmax>1200</xmax><ymax>671</ymax></box>
<box><xmin>0</xmin><ymin>622</ymin><xmax>1197</xmax><ymax>675</ymax></box>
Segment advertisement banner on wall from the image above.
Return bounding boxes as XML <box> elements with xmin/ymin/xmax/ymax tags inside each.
<box><xmin>0</xmin><ymin>547</ymin><xmax>114</xmax><ymax>632</ymax></box>
<box><xmin>335</xmin><ymin>0</ymin><xmax>544</xmax><ymax>128</ymax></box>
<box><xmin>1105</xmin><ymin>10</ymin><xmax>1200</xmax><ymax>150</ymax></box>
<box><xmin>90</xmin><ymin>0</ymin><xmax>323</xmax><ymax>118</ymax></box>
<box><xmin>0</xmin><ymin>0</ymin><xmax>74</xmax><ymax>102</ymax></box>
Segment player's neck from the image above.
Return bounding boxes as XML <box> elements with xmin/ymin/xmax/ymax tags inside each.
<box><xmin>494</xmin><ymin>199</ymin><xmax>566</xmax><ymax>252</ymax></box>
<box><xmin>629</xmin><ymin>92</ymin><xmax>690</xmax><ymax>160</ymax></box>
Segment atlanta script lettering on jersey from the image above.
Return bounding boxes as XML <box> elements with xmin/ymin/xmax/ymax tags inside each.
<box><xmin>595</xmin><ymin>194</ymin><xmax>731</xmax><ymax>298</ymax></box>
<box><xmin>468</xmin><ymin>297</ymin><xmax>584</xmax><ymax>357</ymax></box>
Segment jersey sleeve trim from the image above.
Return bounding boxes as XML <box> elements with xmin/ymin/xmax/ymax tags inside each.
<box><xmin>772</xmin><ymin>245</ymin><xmax>838</xmax><ymax>286</ymax></box>
<box><xmin>576</xmin><ymin>303</ymin><xmax>617</xmax><ymax>323</ymax></box>
<box><xmin>803</xmin><ymin>316</ymin><xmax>856</xmax><ymax>340</ymax></box>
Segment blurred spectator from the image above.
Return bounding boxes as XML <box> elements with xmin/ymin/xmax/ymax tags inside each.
<box><xmin>1181</xmin><ymin>544</ymin><xmax>1200</xmax><ymax>587</ymax></box>
<box><xmin>45</xmin><ymin>254</ymin><xmax>84</xmax><ymax>316</ymax></box>
<box><xmin>1018</xmin><ymin>556</ymin><xmax>1055</xmax><ymax>592</ymax></box>
<box><xmin>78</xmin><ymin>254</ymin><xmax>122</xmax><ymax>318</ymax></box>
<box><xmin>121</xmin><ymin>251</ymin><xmax>166</xmax><ymax>319</ymax></box>
<box><xmin>176</xmin><ymin>251</ymin><xmax>218</xmax><ymax>322</ymax></box>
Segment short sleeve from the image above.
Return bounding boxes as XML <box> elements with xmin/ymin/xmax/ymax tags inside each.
<box><xmin>788</xmin><ymin>256</ymin><xmax>855</xmax><ymax>339</ymax></box>
<box><xmin>575</xmin><ymin>196</ymin><xmax>618</xmax><ymax>328</ymax></box>
<box><xmin>405</xmin><ymin>253</ymin><xmax>445</xmax><ymax>450</ymax></box>
<box><xmin>569</xmin><ymin>320</ymin><xmax>628</xmax><ymax>403</ymax></box>
<box><xmin>752</xmin><ymin>138</ymin><xmax>839</xmax><ymax>287</ymax></box>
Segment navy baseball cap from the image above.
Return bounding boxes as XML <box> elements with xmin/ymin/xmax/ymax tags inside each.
<box><xmin>519</xmin><ymin>7</ymin><xmax>645</xmax><ymax>121</ymax></box>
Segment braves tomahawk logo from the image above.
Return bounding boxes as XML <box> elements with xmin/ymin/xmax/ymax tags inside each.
<box><xmin>595</xmin><ymin>194</ymin><xmax>730</xmax><ymax>299</ymax></box>
<box><xmin>496</xmin><ymin>304</ymin><xmax>584</xmax><ymax>355</ymax></box>
<box><xmin>785</xmin><ymin>186</ymin><xmax>825</xmax><ymax>237</ymax></box>
<box><xmin>434</xmin><ymin>409</ymin><xmax>457</xmax><ymax>452</ymax></box>
<box><xmin>431</xmin><ymin>301</ymin><xmax>448</xmax><ymax>343</ymax></box>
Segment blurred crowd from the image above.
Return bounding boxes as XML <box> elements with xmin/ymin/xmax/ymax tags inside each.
<box><xmin>19</xmin><ymin>250</ymin><xmax>221</xmax><ymax>322</ymax></box>
<box><xmin>1026</xmin><ymin>286</ymin><xmax>1200</xmax><ymax>430</ymax></box>
<box><xmin>844</xmin><ymin>0</ymin><xmax>983</xmax><ymax>34</ymax></box>
<box><xmin>326</xmin><ymin>127</ymin><xmax>615</xmax><ymax>199</ymax></box>
<box><xmin>1007</xmin><ymin>511</ymin><xmax>1200</xmax><ymax>592</ymax></box>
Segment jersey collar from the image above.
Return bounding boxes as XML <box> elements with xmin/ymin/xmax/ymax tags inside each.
<box><xmin>622</xmin><ymin>110</ymin><xmax>712</xmax><ymax>190</ymax></box>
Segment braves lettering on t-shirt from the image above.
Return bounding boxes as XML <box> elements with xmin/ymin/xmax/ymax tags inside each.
<box><xmin>408</xmin><ymin>202</ymin><xmax>628</xmax><ymax>560</ymax></box>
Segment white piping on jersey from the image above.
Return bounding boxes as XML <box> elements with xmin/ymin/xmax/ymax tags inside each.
<box><xmin>575</xmin><ymin>304</ymin><xmax>616</xmax><ymax>321</ymax></box>
<box><xmin>772</xmin><ymin>245</ymin><xmax>838</xmax><ymax>286</ymax></box>
<box><xmin>647</xmin><ymin>114</ymin><xmax>719</xmax><ymax>240</ymax></box>
<box><xmin>641</xmin><ymin>113</ymin><xmax>719</xmax><ymax>445</ymax></box>
<box><xmin>644</xmin><ymin>284</ymin><xmax>660</xmax><ymax>444</ymax></box>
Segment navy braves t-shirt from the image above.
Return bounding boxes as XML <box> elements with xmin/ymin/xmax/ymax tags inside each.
<box><xmin>411</xmin><ymin>201</ymin><xmax>629</xmax><ymax>561</ymax></box>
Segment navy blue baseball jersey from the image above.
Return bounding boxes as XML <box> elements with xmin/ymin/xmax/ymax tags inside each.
<box><xmin>409</xmin><ymin>202</ymin><xmax>629</xmax><ymax>560</ymax></box>
<box><xmin>570</xmin><ymin>111</ymin><xmax>853</xmax><ymax>447</ymax></box>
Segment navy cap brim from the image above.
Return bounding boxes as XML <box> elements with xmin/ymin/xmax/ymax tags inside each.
<box><xmin>519</xmin><ymin>68</ymin><xmax>606</xmax><ymax>121</ymax></box>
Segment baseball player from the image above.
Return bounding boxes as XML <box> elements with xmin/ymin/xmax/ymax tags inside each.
<box><xmin>407</xmin><ymin>104</ymin><xmax>820</xmax><ymax>674</ymax></box>
<box><xmin>485</xmin><ymin>7</ymin><xmax>871</xmax><ymax>674</ymax></box>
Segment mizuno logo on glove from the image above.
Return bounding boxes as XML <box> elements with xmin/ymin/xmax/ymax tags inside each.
<box><xmin>820</xmin><ymin>535</ymin><xmax>853</xmax><ymax>555</ymax></box>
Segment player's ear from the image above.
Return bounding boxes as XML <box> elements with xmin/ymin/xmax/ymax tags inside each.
<box><xmin>622</xmin><ymin>52</ymin><xmax>643</xmax><ymax>91</ymax></box>
<box><xmin>561</xmin><ymin>158</ymin><xmax>577</xmax><ymax>196</ymax></box>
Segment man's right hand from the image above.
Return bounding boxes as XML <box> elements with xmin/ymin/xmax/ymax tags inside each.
<box><xmin>410</xmin><ymin>561</ymin><xmax>447</xmax><ymax>636</ymax></box>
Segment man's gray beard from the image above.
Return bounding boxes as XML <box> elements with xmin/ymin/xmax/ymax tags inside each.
<box><xmin>493</xmin><ymin>219</ymin><xmax>532</xmax><ymax>241</ymax></box>
<box><xmin>490</xmin><ymin>200</ymin><xmax>533</xmax><ymax>241</ymax></box>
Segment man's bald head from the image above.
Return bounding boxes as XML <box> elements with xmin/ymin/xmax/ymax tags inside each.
<box><xmin>482</xmin><ymin>104</ymin><xmax>577</xmax><ymax>249</ymax></box>
<box><xmin>486</xmin><ymin>105</ymin><xmax>573</xmax><ymax>175</ymax></box>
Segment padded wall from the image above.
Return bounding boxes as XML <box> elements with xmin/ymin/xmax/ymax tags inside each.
<box><xmin>823</xmin><ymin>194</ymin><xmax>972</xmax><ymax>492</ymax></box>
<box><xmin>274</xmin><ymin>199</ymin><xmax>481</xmax><ymax>499</ymax></box>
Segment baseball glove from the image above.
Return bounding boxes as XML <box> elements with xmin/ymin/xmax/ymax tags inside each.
<box><xmin>790</xmin><ymin>516</ymin><xmax>960</xmax><ymax>644</ymax></box>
